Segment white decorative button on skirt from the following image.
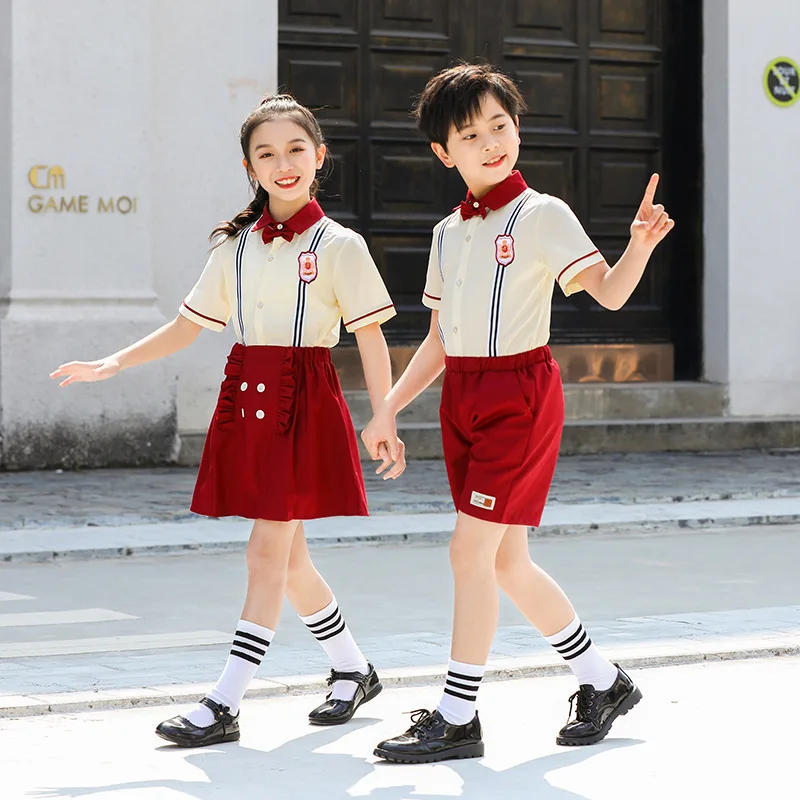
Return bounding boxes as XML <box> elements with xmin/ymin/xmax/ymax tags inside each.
<box><xmin>241</xmin><ymin>382</ymin><xmax>248</xmax><ymax>391</ymax></box>
<box><xmin>256</xmin><ymin>409</ymin><xmax>265</xmax><ymax>419</ymax></box>
<box><xmin>257</xmin><ymin>383</ymin><xmax>265</xmax><ymax>392</ymax></box>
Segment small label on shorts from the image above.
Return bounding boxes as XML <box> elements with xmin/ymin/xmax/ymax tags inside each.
<box><xmin>470</xmin><ymin>491</ymin><xmax>496</xmax><ymax>511</ymax></box>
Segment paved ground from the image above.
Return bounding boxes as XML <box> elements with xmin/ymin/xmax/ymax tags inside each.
<box><xmin>1</xmin><ymin>450</ymin><xmax>799</xmax><ymax>529</ymax></box>
<box><xmin>1</xmin><ymin>523</ymin><xmax>798</xmax><ymax>708</ymax></box>
<box><xmin>1</xmin><ymin>658</ymin><xmax>793</xmax><ymax>800</ymax></box>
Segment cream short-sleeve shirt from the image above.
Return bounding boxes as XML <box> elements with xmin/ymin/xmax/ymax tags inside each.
<box><xmin>180</xmin><ymin>217</ymin><xmax>396</xmax><ymax>347</ymax></box>
<box><xmin>423</xmin><ymin>191</ymin><xmax>603</xmax><ymax>357</ymax></box>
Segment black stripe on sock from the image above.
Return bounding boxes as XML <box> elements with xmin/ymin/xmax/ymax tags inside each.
<box><xmin>446</xmin><ymin>678</ymin><xmax>480</xmax><ymax>693</ymax></box>
<box><xmin>448</xmin><ymin>670</ymin><xmax>483</xmax><ymax>683</ymax></box>
<box><xmin>230</xmin><ymin>650</ymin><xmax>261</xmax><ymax>666</ymax></box>
<box><xmin>562</xmin><ymin>637</ymin><xmax>593</xmax><ymax>661</ymax></box>
<box><xmin>235</xmin><ymin>629</ymin><xmax>271</xmax><ymax>648</ymax></box>
<box><xmin>557</xmin><ymin>631</ymin><xmax>589</xmax><ymax>656</ymax></box>
<box><xmin>308</xmin><ymin>614</ymin><xmax>344</xmax><ymax>638</ymax></box>
<box><xmin>305</xmin><ymin>607</ymin><xmax>340</xmax><ymax>631</ymax></box>
<box><xmin>551</xmin><ymin>625</ymin><xmax>584</xmax><ymax>651</ymax></box>
<box><xmin>316</xmin><ymin>619</ymin><xmax>347</xmax><ymax>641</ymax></box>
<box><xmin>444</xmin><ymin>687</ymin><xmax>478</xmax><ymax>702</ymax></box>
<box><xmin>232</xmin><ymin>640</ymin><xmax>267</xmax><ymax>657</ymax></box>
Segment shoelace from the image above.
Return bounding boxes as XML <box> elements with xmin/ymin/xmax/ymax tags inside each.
<box><xmin>566</xmin><ymin>687</ymin><xmax>597</xmax><ymax>722</ymax></box>
<box><xmin>406</xmin><ymin>708</ymin><xmax>437</xmax><ymax>735</ymax></box>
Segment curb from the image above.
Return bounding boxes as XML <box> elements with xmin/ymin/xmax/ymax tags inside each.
<box><xmin>2</xmin><ymin>642</ymin><xmax>797</xmax><ymax>719</ymax></box>
<box><xmin>4</xmin><ymin>509</ymin><xmax>800</xmax><ymax>563</ymax></box>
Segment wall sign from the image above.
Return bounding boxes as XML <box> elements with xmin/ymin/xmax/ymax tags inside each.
<box><xmin>764</xmin><ymin>57</ymin><xmax>799</xmax><ymax>107</ymax></box>
<box><xmin>27</xmin><ymin>165</ymin><xmax>139</xmax><ymax>215</ymax></box>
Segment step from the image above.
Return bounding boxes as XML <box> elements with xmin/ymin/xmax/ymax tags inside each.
<box><xmin>393</xmin><ymin>416</ymin><xmax>800</xmax><ymax>459</ymax></box>
<box><xmin>344</xmin><ymin>382</ymin><xmax>728</xmax><ymax>427</ymax></box>
<box><xmin>178</xmin><ymin>415</ymin><xmax>800</xmax><ymax>465</ymax></box>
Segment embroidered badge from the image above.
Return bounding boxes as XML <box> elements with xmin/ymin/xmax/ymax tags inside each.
<box><xmin>495</xmin><ymin>234</ymin><xmax>515</xmax><ymax>267</ymax></box>
<box><xmin>470</xmin><ymin>491</ymin><xmax>497</xmax><ymax>511</ymax></box>
<box><xmin>298</xmin><ymin>251</ymin><xmax>318</xmax><ymax>283</ymax></box>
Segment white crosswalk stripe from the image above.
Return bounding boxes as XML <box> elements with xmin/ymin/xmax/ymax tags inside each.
<box><xmin>0</xmin><ymin>592</ymin><xmax>35</xmax><ymax>602</ymax></box>
<box><xmin>0</xmin><ymin>631</ymin><xmax>232</xmax><ymax>659</ymax></box>
<box><xmin>0</xmin><ymin>608</ymin><xmax>138</xmax><ymax>628</ymax></box>
<box><xmin>0</xmin><ymin>595</ymin><xmax>227</xmax><ymax>656</ymax></box>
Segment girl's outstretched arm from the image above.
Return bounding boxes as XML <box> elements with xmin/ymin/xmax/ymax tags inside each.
<box><xmin>50</xmin><ymin>314</ymin><xmax>203</xmax><ymax>387</ymax></box>
<box><xmin>361</xmin><ymin>310</ymin><xmax>445</xmax><ymax>461</ymax></box>
<box><xmin>353</xmin><ymin>321</ymin><xmax>406</xmax><ymax>479</ymax></box>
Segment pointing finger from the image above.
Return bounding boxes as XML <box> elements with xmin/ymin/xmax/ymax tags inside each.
<box><xmin>642</xmin><ymin>173</ymin><xmax>659</xmax><ymax>206</ymax></box>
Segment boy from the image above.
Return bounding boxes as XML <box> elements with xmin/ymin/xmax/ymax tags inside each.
<box><xmin>361</xmin><ymin>63</ymin><xmax>674</xmax><ymax>764</ymax></box>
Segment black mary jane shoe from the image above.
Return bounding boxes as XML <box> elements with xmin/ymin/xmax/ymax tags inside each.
<box><xmin>556</xmin><ymin>664</ymin><xmax>643</xmax><ymax>746</ymax></box>
<box><xmin>374</xmin><ymin>709</ymin><xmax>484</xmax><ymax>764</ymax></box>
<box><xmin>155</xmin><ymin>697</ymin><xmax>240</xmax><ymax>748</ymax></box>
<box><xmin>308</xmin><ymin>662</ymin><xmax>383</xmax><ymax>726</ymax></box>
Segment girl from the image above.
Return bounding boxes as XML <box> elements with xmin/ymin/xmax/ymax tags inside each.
<box><xmin>50</xmin><ymin>94</ymin><xmax>405</xmax><ymax>748</ymax></box>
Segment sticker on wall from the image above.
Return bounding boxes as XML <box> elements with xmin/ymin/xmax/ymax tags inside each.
<box><xmin>764</xmin><ymin>57</ymin><xmax>799</xmax><ymax>107</ymax></box>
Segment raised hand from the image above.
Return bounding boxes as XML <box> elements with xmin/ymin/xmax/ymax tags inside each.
<box><xmin>630</xmin><ymin>173</ymin><xmax>674</xmax><ymax>249</ymax></box>
<box><xmin>49</xmin><ymin>358</ymin><xmax>121</xmax><ymax>387</ymax></box>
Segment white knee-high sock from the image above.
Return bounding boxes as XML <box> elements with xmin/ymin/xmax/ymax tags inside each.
<box><xmin>300</xmin><ymin>597</ymin><xmax>368</xmax><ymax>701</ymax></box>
<box><xmin>184</xmin><ymin>619</ymin><xmax>274</xmax><ymax>727</ymax></box>
<box><xmin>545</xmin><ymin>616</ymin><xmax>618</xmax><ymax>690</ymax></box>
<box><xmin>437</xmin><ymin>659</ymin><xmax>485</xmax><ymax>725</ymax></box>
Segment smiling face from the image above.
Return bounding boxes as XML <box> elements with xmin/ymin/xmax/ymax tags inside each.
<box><xmin>431</xmin><ymin>92</ymin><xmax>520</xmax><ymax>198</ymax></box>
<box><xmin>244</xmin><ymin>117</ymin><xmax>326</xmax><ymax>219</ymax></box>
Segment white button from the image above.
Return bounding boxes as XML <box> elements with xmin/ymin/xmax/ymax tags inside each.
<box><xmin>268</xmin><ymin>256</ymin><xmax>274</xmax><ymax>262</ymax></box>
<box><xmin>276</xmin><ymin>223</ymin><xmax>284</xmax><ymax>230</ymax></box>
<box><xmin>473</xmin><ymin>201</ymin><xmax>480</xmax><ymax>208</ymax></box>
<box><xmin>456</xmin><ymin>279</ymin><xmax>463</xmax><ymax>286</ymax></box>
<box><xmin>453</xmin><ymin>326</ymin><xmax>458</xmax><ymax>334</ymax></box>
<box><xmin>257</xmin><ymin>301</ymin><xmax>263</xmax><ymax>309</ymax></box>
<box><xmin>257</xmin><ymin>383</ymin><xmax>265</xmax><ymax>392</ymax></box>
<box><xmin>256</xmin><ymin>409</ymin><xmax>265</xmax><ymax>420</ymax></box>
<box><xmin>240</xmin><ymin>382</ymin><xmax>248</xmax><ymax>391</ymax></box>
<box><xmin>241</xmin><ymin>408</ymin><xmax>245</xmax><ymax>418</ymax></box>
<box><xmin>465</xmin><ymin>235</ymin><xmax>471</xmax><ymax>242</ymax></box>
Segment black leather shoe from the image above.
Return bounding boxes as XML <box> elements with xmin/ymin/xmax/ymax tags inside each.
<box><xmin>308</xmin><ymin>662</ymin><xmax>383</xmax><ymax>725</ymax></box>
<box><xmin>155</xmin><ymin>697</ymin><xmax>240</xmax><ymax>748</ymax></box>
<box><xmin>556</xmin><ymin>665</ymin><xmax>642</xmax><ymax>746</ymax></box>
<box><xmin>374</xmin><ymin>709</ymin><xmax>484</xmax><ymax>763</ymax></box>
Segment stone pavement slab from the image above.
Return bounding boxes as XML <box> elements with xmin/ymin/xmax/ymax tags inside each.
<box><xmin>1</xmin><ymin>658</ymin><xmax>793</xmax><ymax>799</ymax></box>
<box><xmin>1</xmin><ymin>450</ymin><xmax>799</xmax><ymax>530</ymax></box>
<box><xmin>3</xmin><ymin>495</ymin><xmax>800</xmax><ymax>562</ymax></box>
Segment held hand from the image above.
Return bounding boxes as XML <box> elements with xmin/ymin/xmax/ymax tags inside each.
<box><xmin>630</xmin><ymin>173</ymin><xmax>675</xmax><ymax>250</ymax></box>
<box><xmin>376</xmin><ymin>437</ymin><xmax>406</xmax><ymax>481</ymax></box>
<box><xmin>361</xmin><ymin>410</ymin><xmax>406</xmax><ymax>480</ymax></box>
<box><xmin>49</xmin><ymin>358</ymin><xmax>121</xmax><ymax>387</ymax></box>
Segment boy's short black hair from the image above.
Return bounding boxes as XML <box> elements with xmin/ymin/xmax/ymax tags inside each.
<box><xmin>413</xmin><ymin>63</ymin><xmax>527</xmax><ymax>148</ymax></box>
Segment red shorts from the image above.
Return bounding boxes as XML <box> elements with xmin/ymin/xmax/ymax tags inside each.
<box><xmin>191</xmin><ymin>344</ymin><xmax>368</xmax><ymax>521</ymax></box>
<box><xmin>440</xmin><ymin>346</ymin><xmax>564</xmax><ymax>526</ymax></box>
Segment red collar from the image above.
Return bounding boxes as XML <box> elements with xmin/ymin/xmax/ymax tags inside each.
<box><xmin>252</xmin><ymin>197</ymin><xmax>325</xmax><ymax>244</ymax></box>
<box><xmin>456</xmin><ymin>170</ymin><xmax>529</xmax><ymax>220</ymax></box>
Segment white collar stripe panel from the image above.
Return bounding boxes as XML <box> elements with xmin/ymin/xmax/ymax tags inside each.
<box><xmin>487</xmin><ymin>194</ymin><xmax>531</xmax><ymax>357</ymax></box>
<box><xmin>179</xmin><ymin>217</ymin><xmax>395</xmax><ymax>347</ymax></box>
<box><xmin>292</xmin><ymin>221</ymin><xmax>329</xmax><ymax>347</ymax></box>
<box><xmin>422</xmin><ymin>192</ymin><xmax>602</xmax><ymax>357</ymax></box>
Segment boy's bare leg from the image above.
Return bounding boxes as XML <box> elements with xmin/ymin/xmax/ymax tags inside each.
<box><xmin>494</xmin><ymin>525</ymin><xmax>575</xmax><ymax>635</ymax></box>
<box><xmin>450</xmin><ymin>512</ymin><xmax>510</xmax><ymax>663</ymax></box>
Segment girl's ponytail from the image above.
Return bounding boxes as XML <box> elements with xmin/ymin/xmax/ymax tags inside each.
<box><xmin>210</xmin><ymin>184</ymin><xmax>267</xmax><ymax>243</ymax></box>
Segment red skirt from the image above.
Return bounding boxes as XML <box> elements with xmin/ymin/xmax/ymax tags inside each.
<box><xmin>440</xmin><ymin>346</ymin><xmax>564</xmax><ymax>527</ymax></box>
<box><xmin>191</xmin><ymin>344</ymin><xmax>368</xmax><ymax>521</ymax></box>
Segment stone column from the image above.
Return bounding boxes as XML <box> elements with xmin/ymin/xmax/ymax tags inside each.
<box><xmin>704</xmin><ymin>0</ymin><xmax>800</xmax><ymax>415</ymax></box>
<box><xmin>0</xmin><ymin>0</ymin><xmax>175</xmax><ymax>468</ymax></box>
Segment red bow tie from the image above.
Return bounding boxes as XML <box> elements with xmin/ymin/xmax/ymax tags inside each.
<box><xmin>457</xmin><ymin>199</ymin><xmax>488</xmax><ymax>220</ymax></box>
<box><xmin>260</xmin><ymin>224</ymin><xmax>295</xmax><ymax>245</ymax></box>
